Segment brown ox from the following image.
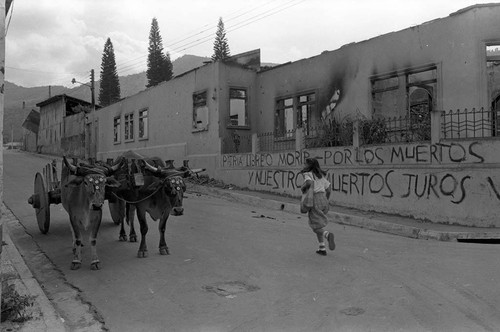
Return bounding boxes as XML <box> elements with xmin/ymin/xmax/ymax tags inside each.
<box><xmin>61</xmin><ymin>156</ymin><xmax>121</xmax><ymax>270</ymax></box>
<box><xmin>109</xmin><ymin>157</ymin><xmax>189</xmax><ymax>257</ymax></box>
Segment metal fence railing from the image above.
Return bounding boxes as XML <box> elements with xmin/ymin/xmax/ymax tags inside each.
<box><xmin>258</xmin><ymin>129</ymin><xmax>296</xmax><ymax>152</ymax></box>
<box><xmin>305</xmin><ymin>121</ymin><xmax>353</xmax><ymax>148</ymax></box>
<box><xmin>360</xmin><ymin>116</ymin><xmax>431</xmax><ymax>145</ymax></box>
<box><xmin>221</xmin><ymin>132</ymin><xmax>252</xmax><ymax>154</ymax></box>
<box><xmin>441</xmin><ymin>107</ymin><xmax>499</xmax><ymax>139</ymax></box>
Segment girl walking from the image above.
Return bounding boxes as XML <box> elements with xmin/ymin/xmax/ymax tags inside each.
<box><xmin>300</xmin><ymin>158</ymin><xmax>335</xmax><ymax>256</ymax></box>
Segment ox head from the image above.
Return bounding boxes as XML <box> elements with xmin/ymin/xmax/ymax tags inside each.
<box><xmin>165</xmin><ymin>176</ymin><xmax>186</xmax><ymax>216</ymax></box>
<box><xmin>64</xmin><ymin>157</ymin><xmax>121</xmax><ymax>210</ymax></box>
<box><xmin>143</xmin><ymin>160</ymin><xmax>187</xmax><ymax>216</ymax></box>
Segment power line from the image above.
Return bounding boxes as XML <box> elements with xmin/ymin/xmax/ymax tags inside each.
<box><xmin>115</xmin><ymin>0</ymin><xmax>303</xmax><ymax>76</ymax></box>
<box><xmin>11</xmin><ymin>0</ymin><xmax>305</xmax><ymax>85</ymax></box>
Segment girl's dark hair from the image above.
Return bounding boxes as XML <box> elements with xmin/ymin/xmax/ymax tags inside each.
<box><xmin>301</xmin><ymin>157</ymin><xmax>326</xmax><ymax>178</ymax></box>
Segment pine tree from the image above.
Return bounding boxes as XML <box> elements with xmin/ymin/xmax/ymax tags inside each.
<box><xmin>147</xmin><ymin>18</ymin><xmax>172</xmax><ymax>87</ymax></box>
<box><xmin>98</xmin><ymin>38</ymin><xmax>121</xmax><ymax>107</ymax></box>
<box><xmin>212</xmin><ymin>17</ymin><xmax>231</xmax><ymax>61</ymax></box>
<box><xmin>163</xmin><ymin>51</ymin><xmax>173</xmax><ymax>82</ymax></box>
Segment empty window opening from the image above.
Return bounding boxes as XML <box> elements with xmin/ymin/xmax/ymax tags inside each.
<box><xmin>275</xmin><ymin>97</ymin><xmax>294</xmax><ymax>137</ymax></box>
<box><xmin>229</xmin><ymin>88</ymin><xmax>248</xmax><ymax>127</ymax></box>
<box><xmin>193</xmin><ymin>91</ymin><xmax>208</xmax><ymax>131</ymax></box>
<box><xmin>139</xmin><ymin>109</ymin><xmax>148</xmax><ymax>139</ymax></box>
<box><xmin>113</xmin><ymin>116</ymin><xmax>121</xmax><ymax>143</ymax></box>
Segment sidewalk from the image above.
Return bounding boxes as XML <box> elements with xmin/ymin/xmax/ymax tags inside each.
<box><xmin>2</xmin><ymin>205</ymin><xmax>66</xmax><ymax>332</ymax></box>
<box><xmin>187</xmin><ymin>183</ymin><xmax>500</xmax><ymax>241</ymax></box>
<box><xmin>2</xmin><ymin>179</ymin><xmax>499</xmax><ymax>331</ymax></box>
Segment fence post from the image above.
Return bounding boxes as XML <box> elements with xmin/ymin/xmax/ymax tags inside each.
<box><xmin>352</xmin><ymin>119</ymin><xmax>360</xmax><ymax>148</ymax></box>
<box><xmin>251</xmin><ymin>133</ymin><xmax>259</xmax><ymax>154</ymax></box>
<box><xmin>295</xmin><ymin>128</ymin><xmax>305</xmax><ymax>151</ymax></box>
<box><xmin>430</xmin><ymin>109</ymin><xmax>443</xmax><ymax>144</ymax></box>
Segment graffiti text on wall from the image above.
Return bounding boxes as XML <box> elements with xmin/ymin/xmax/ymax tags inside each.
<box><xmin>247</xmin><ymin>169</ymin><xmax>471</xmax><ymax>204</ymax></box>
<box><xmin>222</xmin><ymin>141</ymin><xmax>485</xmax><ymax>168</ymax></box>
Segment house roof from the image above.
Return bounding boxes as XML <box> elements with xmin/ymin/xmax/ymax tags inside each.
<box><xmin>36</xmin><ymin>94</ymin><xmax>94</xmax><ymax>108</ymax></box>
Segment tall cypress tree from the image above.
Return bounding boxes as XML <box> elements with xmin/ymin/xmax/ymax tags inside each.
<box><xmin>98</xmin><ymin>38</ymin><xmax>121</xmax><ymax>106</ymax></box>
<box><xmin>212</xmin><ymin>17</ymin><xmax>231</xmax><ymax>61</ymax></box>
<box><xmin>163</xmin><ymin>51</ymin><xmax>173</xmax><ymax>82</ymax></box>
<box><xmin>147</xmin><ymin>18</ymin><xmax>172</xmax><ymax>87</ymax></box>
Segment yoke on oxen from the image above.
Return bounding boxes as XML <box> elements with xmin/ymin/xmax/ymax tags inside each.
<box><xmin>107</xmin><ymin>151</ymin><xmax>205</xmax><ymax>258</ymax></box>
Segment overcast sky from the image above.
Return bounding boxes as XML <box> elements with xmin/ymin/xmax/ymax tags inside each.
<box><xmin>5</xmin><ymin>0</ymin><xmax>500</xmax><ymax>88</ymax></box>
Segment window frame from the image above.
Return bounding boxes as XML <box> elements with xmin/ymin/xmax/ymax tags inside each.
<box><xmin>113</xmin><ymin>115</ymin><xmax>121</xmax><ymax>144</ymax></box>
<box><xmin>138</xmin><ymin>108</ymin><xmax>149</xmax><ymax>140</ymax></box>
<box><xmin>227</xmin><ymin>87</ymin><xmax>249</xmax><ymax>129</ymax></box>
<box><xmin>274</xmin><ymin>96</ymin><xmax>295</xmax><ymax>138</ymax></box>
<box><xmin>124</xmin><ymin>112</ymin><xmax>134</xmax><ymax>142</ymax></box>
<box><xmin>370</xmin><ymin>64</ymin><xmax>438</xmax><ymax>120</ymax></box>
<box><xmin>296</xmin><ymin>91</ymin><xmax>316</xmax><ymax>136</ymax></box>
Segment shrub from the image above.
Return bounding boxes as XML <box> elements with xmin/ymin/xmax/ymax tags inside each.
<box><xmin>1</xmin><ymin>282</ymin><xmax>34</xmax><ymax>323</ymax></box>
<box><xmin>361</xmin><ymin>118</ymin><xmax>388</xmax><ymax>144</ymax></box>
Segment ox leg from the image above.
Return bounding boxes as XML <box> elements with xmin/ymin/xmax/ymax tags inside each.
<box><xmin>118</xmin><ymin>201</ymin><xmax>127</xmax><ymax>242</ymax></box>
<box><xmin>136</xmin><ymin>208</ymin><xmax>149</xmax><ymax>258</ymax></box>
<box><xmin>70</xmin><ymin>220</ymin><xmax>82</xmax><ymax>270</ymax></box>
<box><xmin>119</xmin><ymin>219</ymin><xmax>127</xmax><ymax>242</ymax></box>
<box><xmin>127</xmin><ymin>203</ymin><xmax>137</xmax><ymax>242</ymax></box>
<box><xmin>90</xmin><ymin>211</ymin><xmax>103</xmax><ymax>270</ymax></box>
<box><xmin>158</xmin><ymin>213</ymin><xmax>170</xmax><ymax>255</ymax></box>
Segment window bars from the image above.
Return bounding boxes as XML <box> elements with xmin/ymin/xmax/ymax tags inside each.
<box><xmin>221</xmin><ymin>132</ymin><xmax>252</xmax><ymax>154</ymax></box>
<box><xmin>305</xmin><ymin>121</ymin><xmax>353</xmax><ymax>148</ymax></box>
<box><xmin>441</xmin><ymin>107</ymin><xmax>499</xmax><ymax>139</ymax></box>
<box><xmin>360</xmin><ymin>115</ymin><xmax>431</xmax><ymax>145</ymax></box>
<box><xmin>258</xmin><ymin>129</ymin><xmax>296</xmax><ymax>152</ymax></box>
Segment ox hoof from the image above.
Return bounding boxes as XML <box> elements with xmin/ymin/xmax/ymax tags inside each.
<box><xmin>119</xmin><ymin>235</ymin><xmax>128</xmax><ymax>242</ymax></box>
<box><xmin>159</xmin><ymin>247</ymin><xmax>170</xmax><ymax>255</ymax></box>
<box><xmin>71</xmin><ymin>261</ymin><xmax>81</xmax><ymax>270</ymax></box>
<box><xmin>129</xmin><ymin>235</ymin><xmax>137</xmax><ymax>242</ymax></box>
<box><xmin>90</xmin><ymin>261</ymin><xmax>101</xmax><ymax>270</ymax></box>
<box><xmin>137</xmin><ymin>250</ymin><xmax>148</xmax><ymax>258</ymax></box>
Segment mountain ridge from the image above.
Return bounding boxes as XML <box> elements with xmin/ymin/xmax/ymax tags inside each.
<box><xmin>4</xmin><ymin>54</ymin><xmax>212</xmax><ymax>142</ymax></box>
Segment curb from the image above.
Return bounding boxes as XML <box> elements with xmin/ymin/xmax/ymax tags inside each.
<box><xmin>188</xmin><ymin>184</ymin><xmax>500</xmax><ymax>242</ymax></box>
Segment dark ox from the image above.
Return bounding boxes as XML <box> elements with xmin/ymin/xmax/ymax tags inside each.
<box><xmin>109</xmin><ymin>157</ymin><xmax>188</xmax><ymax>258</ymax></box>
<box><xmin>61</xmin><ymin>156</ymin><xmax>120</xmax><ymax>270</ymax></box>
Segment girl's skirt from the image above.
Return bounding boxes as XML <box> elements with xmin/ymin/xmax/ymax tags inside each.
<box><xmin>308</xmin><ymin>192</ymin><xmax>329</xmax><ymax>230</ymax></box>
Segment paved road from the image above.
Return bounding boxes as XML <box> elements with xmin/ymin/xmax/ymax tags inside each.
<box><xmin>4</xmin><ymin>150</ymin><xmax>500</xmax><ymax>332</ymax></box>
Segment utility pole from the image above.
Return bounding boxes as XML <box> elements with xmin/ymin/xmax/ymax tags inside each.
<box><xmin>72</xmin><ymin>69</ymin><xmax>97</xmax><ymax>160</ymax></box>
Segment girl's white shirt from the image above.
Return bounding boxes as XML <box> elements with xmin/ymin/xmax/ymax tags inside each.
<box><xmin>303</xmin><ymin>172</ymin><xmax>330</xmax><ymax>193</ymax></box>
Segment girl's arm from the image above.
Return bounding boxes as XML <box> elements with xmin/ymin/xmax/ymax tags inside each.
<box><xmin>301</xmin><ymin>179</ymin><xmax>312</xmax><ymax>193</ymax></box>
<box><xmin>325</xmin><ymin>183</ymin><xmax>332</xmax><ymax>200</ymax></box>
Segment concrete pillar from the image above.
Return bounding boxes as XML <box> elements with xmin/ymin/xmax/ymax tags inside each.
<box><xmin>430</xmin><ymin>109</ymin><xmax>443</xmax><ymax>144</ymax></box>
<box><xmin>0</xmin><ymin>0</ymin><xmax>6</xmax><ymax>307</ymax></box>
<box><xmin>251</xmin><ymin>133</ymin><xmax>259</xmax><ymax>154</ymax></box>
<box><xmin>295</xmin><ymin>127</ymin><xmax>305</xmax><ymax>151</ymax></box>
<box><xmin>352</xmin><ymin>119</ymin><xmax>360</xmax><ymax>149</ymax></box>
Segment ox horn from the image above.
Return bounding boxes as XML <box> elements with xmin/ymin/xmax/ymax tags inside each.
<box><xmin>109</xmin><ymin>157</ymin><xmax>123</xmax><ymax>173</ymax></box>
<box><xmin>63</xmin><ymin>156</ymin><xmax>78</xmax><ymax>173</ymax></box>
<box><xmin>143</xmin><ymin>159</ymin><xmax>158</xmax><ymax>173</ymax></box>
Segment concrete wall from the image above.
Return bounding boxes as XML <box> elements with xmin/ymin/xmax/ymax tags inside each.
<box><xmin>219</xmin><ymin>138</ymin><xmax>500</xmax><ymax>227</ymax></box>
<box><xmin>22</xmin><ymin>129</ymin><xmax>37</xmax><ymax>152</ymax></box>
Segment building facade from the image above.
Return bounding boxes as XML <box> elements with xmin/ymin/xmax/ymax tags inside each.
<box><xmin>35</xmin><ymin>94</ymin><xmax>95</xmax><ymax>158</ymax></box>
<box><xmin>96</xmin><ymin>4</ymin><xmax>500</xmax><ymax>227</ymax></box>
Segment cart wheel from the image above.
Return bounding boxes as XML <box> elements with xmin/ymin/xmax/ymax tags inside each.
<box><xmin>34</xmin><ymin>172</ymin><xmax>50</xmax><ymax>234</ymax></box>
<box><xmin>109</xmin><ymin>200</ymin><xmax>125</xmax><ymax>225</ymax></box>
